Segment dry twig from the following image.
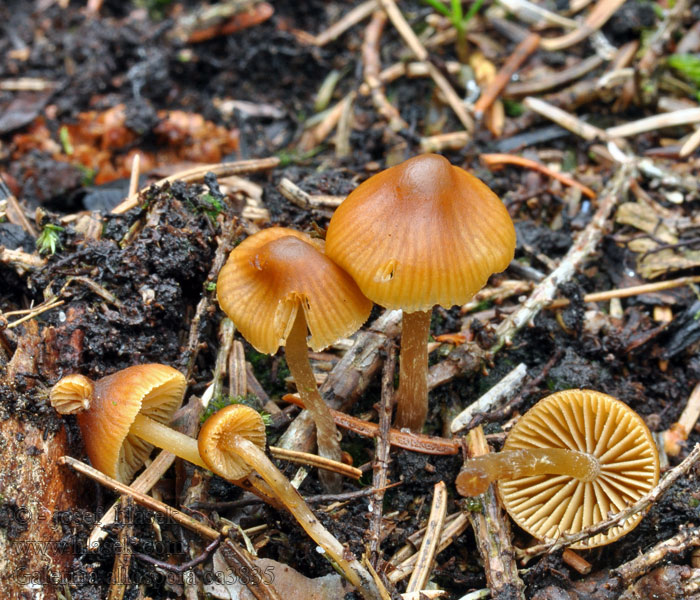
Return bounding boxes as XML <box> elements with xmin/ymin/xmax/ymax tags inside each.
<box><xmin>405</xmin><ymin>481</ymin><xmax>447</xmax><ymax>593</ymax></box>
<box><xmin>493</xmin><ymin>162</ymin><xmax>634</xmax><ymax>351</ymax></box>
<box><xmin>368</xmin><ymin>343</ymin><xmax>396</xmax><ymax>566</ymax></box>
<box><xmin>377</xmin><ymin>0</ymin><xmax>473</xmax><ymax>131</ymax></box>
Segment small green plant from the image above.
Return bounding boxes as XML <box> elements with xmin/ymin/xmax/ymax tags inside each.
<box><xmin>59</xmin><ymin>126</ymin><xmax>74</xmax><ymax>155</ymax></box>
<box><xmin>201</xmin><ymin>394</ymin><xmax>271</xmax><ymax>427</ymax></box>
<box><xmin>199</xmin><ymin>193</ymin><xmax>224</xmax><ymax>221</ymax></box>
<box><xmin>668</xmin><ymin>54</ymin><xmax>700</xmax><ymax>100</ymax></box>
<box><xmin>205</xmin><ymin>281</ymin><xmax>217</xmax><ymax>292</ymax></box>
<box><xmin>36</xmin><ymin>223</ymin><xmax>64</xmax><ymax>255</ymax></box>
<box><xmin>423</xmin><ymin>0</ymin><xmax>485</xmax><ymax>62</ymax></box>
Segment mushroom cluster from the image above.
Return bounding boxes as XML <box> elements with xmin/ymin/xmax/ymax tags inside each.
<box><xmin>50</xmin><ymin>364</ymin><xmax>204</xmax><ymax>483</ymax></box>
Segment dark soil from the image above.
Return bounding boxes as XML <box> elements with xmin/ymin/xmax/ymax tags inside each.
<box><xmin>1</xmin><ymin>1</ymin><xmax>699</xmax><ymax>599</ymax></box>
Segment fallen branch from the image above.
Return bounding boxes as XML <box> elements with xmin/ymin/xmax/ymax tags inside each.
<box><xmin>465</xmin><ymin>426</ymin><xmax>525</xmax><ymax>599</ymax></box>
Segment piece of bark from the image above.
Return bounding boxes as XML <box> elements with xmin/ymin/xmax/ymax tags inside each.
<box><xmin>0</xmin><ymin>321</ymin><xmax>83</xmax><ymax>599</ymax></box>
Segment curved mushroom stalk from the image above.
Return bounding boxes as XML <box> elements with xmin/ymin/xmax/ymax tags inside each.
<box><xmin>285</xmin><ymin>308</ymin><xmax>342</xmax><ymax>490</ymax></box>
<box><xmin>456</xmin><ymin>447</ymin><xmax>601</xmax><ymax>497</ymax></box>
<box><xmin>199</xmin><ymin>404</ymin><xmax>381</xmax><ymax>600</ymax></box>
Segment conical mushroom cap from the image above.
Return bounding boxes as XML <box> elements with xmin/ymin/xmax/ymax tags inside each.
<box><xmin>500</xmin><ymin>390</ymin><xmax>660</xmax><ymax>549</ymax></box>
<box><xmin>325</xmin><ymin>154</ymin><xmax>516</xmax><ymax>312</ymax></box>
<box><xmin>198</xmin><ymin>404</ymin><xmax>267</xmax><ymax>480</ymax></box>
<box><xmin>76</xmin><ymin>364</ymin><xmax>186</xmax><ymax>483</ymax></box>
<box><xmin>217</xmin><ymin>227</ymin><xmax>372</xmax><ymax>354</ymax></box>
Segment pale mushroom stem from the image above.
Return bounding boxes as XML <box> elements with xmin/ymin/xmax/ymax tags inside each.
<box><xmin>223</xmin><ymin>434</ymin><xmax>380</xmax><ymax>600</ymax></box>
<box><xmin>130</xmin><ymin>414</ymin><xmax>208</xmax><ymax>469</ymax></box>
<box><xmin>456</xmin><ymin>448</ymin><xmax>601</xmax><ymax>497</ymax></box>
<box><xmin>285</xmin><ymin>309</ymin><xmax>342</xmax><ymax>491</ymax></box>
<box><xmin>394</xmin><ymin>309</ymin><xmax>432</xmax><ymax>431</ymax></box>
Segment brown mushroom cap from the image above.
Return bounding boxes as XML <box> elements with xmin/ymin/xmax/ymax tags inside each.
<box><xmin>198</xmin><ymin>404</ymin><xmax>267</xmax><ymax>480</ymax></box>
<box><xmin>217</xmin><ymin>227</ymin><xmax>372</xmax><ymax>353</ymax></box>
<box><xmin>76</xmin><ymin>364</ymin><xmax>186</xmax><ymax>483</ymax></box>
<box><xmin>499</xmin><ymin>389</ymin><xmax>660</xmax><ymax>549</ymax></box>
<box><xmin>325</xmin><ymin>154</ymin><xmax>516</xmax><ymax>312</ymax></box>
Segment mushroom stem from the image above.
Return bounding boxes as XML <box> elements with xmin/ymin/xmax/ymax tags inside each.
<box><xmin>456</xmin><ymin>448</ymin><xmax>601</xmax><ymax>497</ymax></box>
<box><xmin>222</xmin><ymin>434</ymin><xmax>381</xmax><ymax>600</ymax></box>
<box><xmin>285</xmin><ymin>309</ymin><xmax>342</xmax><ymax>490</ymax></box>
<box><xmin>130</xmin><ymin>414</ymin><xmax>208</xmax><ymax>469</ymax></box>
<box><xmin>394</xmin><ymin>309</ymin><xmax>431</xmax><ymax>431</ymax></box>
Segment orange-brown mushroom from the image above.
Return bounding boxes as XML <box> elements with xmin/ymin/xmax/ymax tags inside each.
<box><xmin>457</xmin><ymin>390</ymin><xmax>660</xmax><ymax>548</ymax></box>
<box><xmin>50</xmin><ymin>364</ymin><xmax>206</xmax><ymax>483</ymax></box>
<box><xmin>216</xmin><ymin>226</ymin><xmax>372</xmax><ymax>489</ymax></box>
<box><xmin>326</xmin><ymin>154</ymin><xmax>516</xmax><ymax>431</ymax></box>
<box><xmin>198</xmin><ymin>404</ymin><xmax>380</xmax><ymax>599</ymax></box>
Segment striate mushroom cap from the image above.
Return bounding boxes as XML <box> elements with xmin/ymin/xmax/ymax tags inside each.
<box><xmin>325</xmin><ymin>154</ymin><xmax>516</xmax><ymax>312</ymax></box>
<box><xmin>198</xmin><ymin>404</ymin><xmax>267</xmax><ymax>480</ymax></box>
<box><xmin>50</xmin><ymin>373</ymin><xmax>94</xmax><ymax>415</ymax></box>
<box><xmin>500</xmin><ymin>389</ymin><xmax>659</xmax><ymax>549</ymax></box>
<box><xmin>217</xmin><ymin>227</ymin><xmax>372</xmax><ymax>354</ymax></box>
<box><xmin>76</xmin><ymin>364</ymin><xmax>186</xmax><ymax>483</ymax></box>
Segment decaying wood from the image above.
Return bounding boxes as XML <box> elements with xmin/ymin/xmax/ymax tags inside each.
<box><xmin>464</xmin><ymin>426</ymin><xmax>525</xmax><ymax>599</ymax></box>
<box><xmin>0</xmin><ymin>321</ymin><xmax>83</xmax><ymax>600</ymax></box>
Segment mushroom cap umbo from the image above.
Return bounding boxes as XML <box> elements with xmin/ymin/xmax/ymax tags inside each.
<box><xmin>500</xmin><ymin>389</ymin><xmax>660</xmax><ymax>549</ymax></box>
<box><xmin>198</xmin><ymin>404</ymin><xmax>267</xmax><ymax>480</ymax></box>
<box><xmin>76</xmin><ymin>364</ymin><xmax>186</xmax><ymax>483</ymax></box>
<box><xmin>217</xmin><ymin>227</ymin><xmax>372</xmax><ymax>354</ymax></box>
<box><xmin>325</xmin><ymin>154</ymin><xmax>516</xmax><ymax>312</ymax></box>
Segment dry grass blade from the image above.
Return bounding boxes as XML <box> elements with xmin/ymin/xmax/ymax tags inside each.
<box><xmin>111</xmin><ymin>157</ymin><xmax>280</xmax><ymax>214</ymax></box>
<box><xmin>269</xmin><ymin>446</ymin><xmax>363</xmax><ymax>479</ymax></box>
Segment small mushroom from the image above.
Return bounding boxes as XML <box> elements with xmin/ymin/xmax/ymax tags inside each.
<box><xmin>198</xmin><ymin>404</ymin><xmax>380</xmax><ymax>600</ymax></box>
<box><xmin>326</xmin><ymin>154</ymin><xmax>515</xmax><ymax>431</ymax></box>
<box><xmin>457</xmin><ymin>389</ymin><xmax>660</xmax><ymax>548</ymax></box>
<box><xmin>50</xmin><ymin>364</ymin><xmax>206</xmax><ymax>483</ymax></box>
<box><xmin>216</xmin><ymin>227</ymin><xmax>372</xmax><ymax>489</ymax></box>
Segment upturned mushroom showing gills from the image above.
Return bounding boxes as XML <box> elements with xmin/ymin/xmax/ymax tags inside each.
<box><xmin>325</xmin><ymin>153</ymin><xmax>516</xmax><ymax>431</ymax></box>
<box><xmin>216</xmin><ymin>227</ymin><xmax>372</xmax><ymax>489</ymax></box>
<box><xmin>199</xmin><ymin>404</ymin><xmax>380</xmax><ymax>600</ymax></box>
<box><xmin>50</xmin><ymin>364</ymin><xmax>208</xmax><ymax>483</ymax></box>
<box><xmin>457</xmin><ymin>390</ymin><xmax>660</xmax><ymax>548</ymax></box>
